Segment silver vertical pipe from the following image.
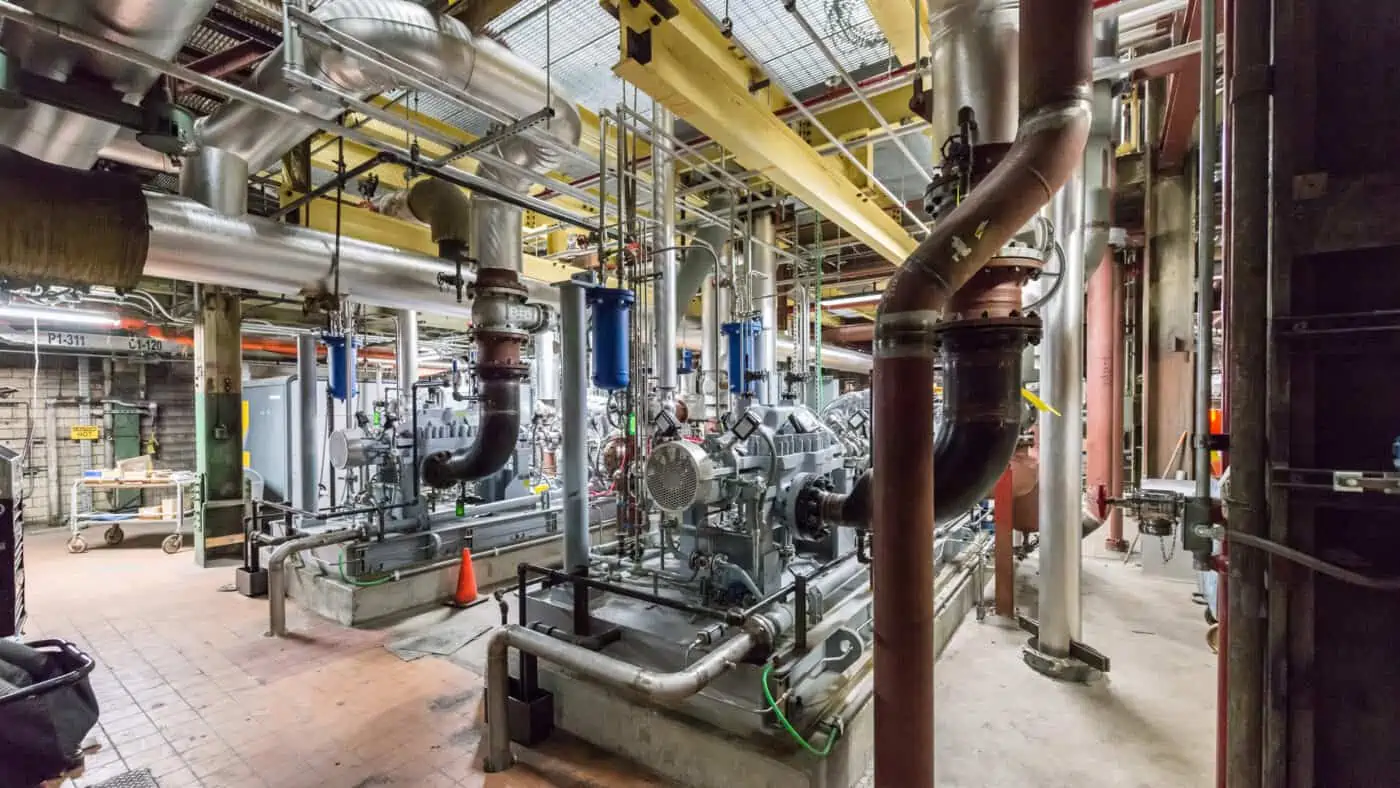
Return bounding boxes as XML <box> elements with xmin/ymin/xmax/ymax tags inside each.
<box><xmin>794</xmin><ymin>286</ymin><xmax>811</xmax><ymax>402</ymax></box>
<box><xmin>395</xmin><ymin>310</ymin><xmax>419</xmax><ymax>398</ymax></box>
<box><xmin>296</xmin><ymin>333</ymin><xmax>319</xmax><ymax>514</ymax></box>
<box><xmin>752</xmin><ymin>211</ymin><xmax>777</xmax><ymax>404</ymax></box>
<box><xmin>1194</xmin><ymin>0</ymin><xmax>1217</xmax><ymax>500</ymax></box>
<box><xmin>534</xmin><ymin>328</ymin><xmax>559</xmax><ymax>403</ymax></box>
<box><xmin>701</xmin><ymin>275</ymin><xmax>719</xmax><ymax>413</ymax></box>
<box><xmin>652</xmin><ymin>107</ymin><xmax>678</xmax><ymax>404</ymax></box>
<box><xmin>1038</xmin><ymin>168</ymin><xmax>1087</xmax><ymax>657</ymax></box>
<box><xmin>560</xmin><ymin>281</ymin><xmax>589</xmax><ymax>573</ymax></box>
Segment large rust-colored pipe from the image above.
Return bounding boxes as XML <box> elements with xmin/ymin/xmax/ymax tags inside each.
<box><xmin>870</xmin><ymin>0</ymin><xmax>1093</xmax><ymax>783</ymax></box>
<box><xmin>1087</xmin><ymin>247</ymin><xmax>1127</xmax><ymax>548</ymax></box>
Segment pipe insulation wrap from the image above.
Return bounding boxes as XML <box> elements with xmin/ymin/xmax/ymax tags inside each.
<box><xmin>0</xmin><ymin>0</ymin><xmax>219</xmax><ymax>169</ymax></box>
<box><xmin>0</xmin><ymin>148</ymin><xmax>148</xmax><ymax>289</ymax></box>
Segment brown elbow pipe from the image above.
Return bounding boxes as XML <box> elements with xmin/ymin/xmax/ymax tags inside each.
<box><xmin>869</xmin><ymin>0</ymin><xmax>1093</xmax><ymax>785</ymax></box>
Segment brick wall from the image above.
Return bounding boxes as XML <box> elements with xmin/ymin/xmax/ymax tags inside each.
<box><xmin>0</xmin><ymin>355</ymin><xmax>196</xmax><ymax>528</ymax></box>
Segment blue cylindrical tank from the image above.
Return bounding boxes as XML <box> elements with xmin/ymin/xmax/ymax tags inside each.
<box><xmin>323</xmin><ymin>334</ymin><xmax>357</xmax><ymax>401</ymax></box>
<box><xmin>586</xmin><ymin>287</ymin><xmax>635</xmax><ymax>390</ymax></box>
<box><xmin>722</xmin><ymin>320</ymin><xmax>760</xmax><ymax>394</ymax></box>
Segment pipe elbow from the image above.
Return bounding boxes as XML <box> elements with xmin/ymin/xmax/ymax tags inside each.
<box><xmin>420</xmin><ymin>380</ymin><xmax>522</xmax><ymax>486</ymax></box>
<box><xmin>405</xmin><ymin>178</ymin><xmax>472</xmax><ymax>244</ymax></box>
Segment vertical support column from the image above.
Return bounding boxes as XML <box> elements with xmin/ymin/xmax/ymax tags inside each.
<box><xmin>194</xmin><ymin>287</ymin><xmax>244</xmax><ymax>566</ymax></box>
<box><xmin>1225</xmin><ymin>0</ymin><xmax>1269</xmax><ymax>778</ymax></box>
<box><xmin>751</xmin><ymin>211</ymin><xmax>777</xmax><ymax>404</ymax></box>
<box><xmin>1146</xmin><ymin>171</ymin><xmax>1196</xmax><ymax>477</ymax></box>
<box><xmin>1027</xmin><ymin>168</ymin><xmax>1092</xmax><ymax>681</ymax></box>
<box><xmin>559</xmin><ymin>281</ymin><xmax>589</xmax><ymax>574</ymax></box>
<box><xmin>295</xmin><ymin>333</ymin><xmax>319</xmax><ymax>514</ymax></box>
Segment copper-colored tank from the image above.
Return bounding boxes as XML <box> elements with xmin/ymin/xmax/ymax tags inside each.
<box><xmin>1010</xmin><ymin>437</ymin><xmax>1040</xmax><ymax>532</ymax></box>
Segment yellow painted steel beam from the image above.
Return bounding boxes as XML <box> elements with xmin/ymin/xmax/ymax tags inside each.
<box><xmin>609</xmin><ymin>0</ymin><xmax>916</xmax><ymax>265</ymax></box>
<box><xmin>864</xmin><ymin>0</ymin><xmax>929</xmax><ymax>66</ymax></box>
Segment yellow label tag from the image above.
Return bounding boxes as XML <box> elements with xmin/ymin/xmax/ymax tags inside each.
<box><xmin>70</xmin><ymin>425</ymin><xmax>100</xmax><ymax>440</ymax></box>
<box><xmin>531</xmin><ymin>483</ymin><xmax>551</xmax><ymax>495</ymax></box>
<box><xmin>1021</xmin><ymin>388</ymin><xmax>1061</xmax><ymax>417</ymax></box>
<box><xmin>242</xmin><ymin>451</ymin><xmax>251</xmax><ymax>468</ymax></box>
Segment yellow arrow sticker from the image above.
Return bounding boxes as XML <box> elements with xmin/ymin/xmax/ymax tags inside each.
<box><xmin>1021</xmin><ymin>388</ymin><xmax>1061</xmax><ymax>417</ymax></box>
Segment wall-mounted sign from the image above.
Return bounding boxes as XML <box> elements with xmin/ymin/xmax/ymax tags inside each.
<box><xmin>70</xmin><ymin>425</ymin><xmax>101</xmax><ymax>441</ymax></box>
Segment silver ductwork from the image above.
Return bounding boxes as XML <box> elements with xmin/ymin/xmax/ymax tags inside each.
<box><xmin>0</xmin><ymin>0</ymin><xmax>217</xmax><ymax>168</ymax></box>
<box><xmin>675</xmin><ymin>195</ymin><xmax>731</xmax><ymax>324</ymax></box>
<box><xmin>928</xmin><ymin>0</ymin><xmax>1020</xmax><ymax>144</ymax></box>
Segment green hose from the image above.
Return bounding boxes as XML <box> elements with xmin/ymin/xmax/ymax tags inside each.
<box><xmin>761</xmin><ymin>662</ymin><xmax>838</xmax><ymax>757</ymax></box>
<box><xmin>337</xmin><ymin>550</ymin><xmax>393</xmax><ymax>587</ymax></box>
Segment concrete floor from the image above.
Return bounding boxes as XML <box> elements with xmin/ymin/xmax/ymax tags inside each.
<box><xmin>20</xmin><ymin>525</ymin><xmax>1214</xmax><ymax>787</ymax></box>
<box><xmin>929</xmin><ymin>552</ymin><xmax>1216</xmax><ymax>787</ymax></box>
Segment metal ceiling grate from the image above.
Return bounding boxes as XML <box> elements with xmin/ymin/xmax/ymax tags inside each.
<box><xmin>486</xmin><ymin>0</ymin><xmax>629</xmax><ymax>113</ymax></box>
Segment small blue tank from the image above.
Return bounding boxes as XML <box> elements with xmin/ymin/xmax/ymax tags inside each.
<box><xmin>323</xmin><ymin>334</ymin><xmax>357</xmax><ymax>401</ymax></box>
<box><xmin>586</xmin><ymin>287</ymin><xmax>635</xmax><ymax>391</ymax></box>
<box><xmin>722</xmin><ymin>320</ymin><xmax>761</xmax><ymax>395</ymax></box>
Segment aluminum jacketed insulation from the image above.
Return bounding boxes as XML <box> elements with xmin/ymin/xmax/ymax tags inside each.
<box><xmin>0</xmin><ymin>148</ymin><xmax>148</xmax><ymax>289</ymax></box>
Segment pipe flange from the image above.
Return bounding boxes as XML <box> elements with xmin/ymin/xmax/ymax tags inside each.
<box><xmin>933</xmin><ymin>315</ymin><xmax>1043</xmax><ymax>346</ymax></box>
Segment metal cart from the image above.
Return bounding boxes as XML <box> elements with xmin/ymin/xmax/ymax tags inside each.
<box><xmin>67</xmin><ymin>474</ymin><xmax>199</xmax><ymax>555</ymax></box>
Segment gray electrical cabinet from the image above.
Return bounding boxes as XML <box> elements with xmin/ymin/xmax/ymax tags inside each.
<box><xmin>243</xmin><ymin>374</ymin><xmax>389</xmax><ymax>511</ymax></box>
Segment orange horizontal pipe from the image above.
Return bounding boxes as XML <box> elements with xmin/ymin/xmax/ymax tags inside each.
<box><xmin>121</xmin><ymin>320</ymin><xmax>398</xmax><ymax>360</ymax></box>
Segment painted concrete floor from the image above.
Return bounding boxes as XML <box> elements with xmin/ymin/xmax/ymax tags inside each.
<box><xmin>19</xmin><ymin>527</ymin><xmax>661</xmax><ymax>787</ymax></box>
<box><xmin>926</xmin><ymin>551</ymin><xmax>1216</xmax><ymax>788</ymax></box>
<box><xmin>21</xmin><ymin>525</ymin><xmax>1215</xmax><ymax>787</ymax></box>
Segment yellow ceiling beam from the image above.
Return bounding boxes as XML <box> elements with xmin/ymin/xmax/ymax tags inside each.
<box><xmin>609</xmin><ymin>0</ymin><xmax>916</xmax><ymax>265</ymax></box>
<box><xmin>864</xmin><ymin>0</ymin><xmax>930</xmax><ymax>66</ymax></box>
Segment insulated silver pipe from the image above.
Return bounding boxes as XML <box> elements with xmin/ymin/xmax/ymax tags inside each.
<box><xmin>267</xmin><ymin>527</ymin><xmax>362</xmax><ymax>637</ymax></box>
<box><xmin>295</xmin><ymin>333</ymin><xmax>319</xmax><ymax>514</ymax></box>
<box><xmin>559</xmin><ymin>281</ymin><xmax>589</xmax><ymax>573</ymax></box>
<box><xmin>395</xmin><ymin>310</ymin><xmax>418</xmax><ymax>397</ymax></box>
<box><xmin>751</xmin><ymin>211</ymin><xmax>777</xmax><ymax>404</ymax></box>
<box><xmin>484</xmin><ymin>625</ymin><xmax>759</xmax><ymax>772</ymax></box>
<box><xmin>533</xmin><ymin>328</ymin><xmax>559</xmax><ymax>403</ymax></box>
<box><xmin>139</xmin><ymin>193</ymin><xmax>875</xmax><ymax>374</ymax></box>
<box><xmin>651</xmin><ymin>107</ymin><xmax>678</xmax><ymax>404</ymax></box>
<box><xmin>1193</xmin><ymin>0</ymin><xmax>1217</xmax><ymax>504</ymax></box>
<box><xmin>0</xmin><ymin>0</ymin><xmax>218</xmax><ymax>169</ymax></box>
<box><xmin>1037</xmin><ymin>169</ymin><xmax>1087</xmax><ymax>658</ymax></box>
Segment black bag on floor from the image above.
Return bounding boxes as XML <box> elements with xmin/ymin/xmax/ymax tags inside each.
<box><xmin>0</xmin><ymin>639</ymin><xmax>99</xmax><ymax>788</ymax></box>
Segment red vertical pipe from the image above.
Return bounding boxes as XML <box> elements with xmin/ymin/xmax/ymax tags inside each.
<box><xmin>1080</xmin><ymin>249</ymin><xmax>1114</xmax><ymax>545</ymax></box>
<box><xmin>993</xmin><ymin>467</ymin><xmax>1016</xmax><ymax>617</ymax></box>
<box><xmin>1109</xmin><ymin>252</ymin><xmax>1127</xmax><ymax>545</ymax></box>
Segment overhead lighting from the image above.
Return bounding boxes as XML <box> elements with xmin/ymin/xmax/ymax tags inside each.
<box><xmin>0</xmin><ymin>305</ymin><xmax>119</xmax><ymax>327</ymax></box>
<box><xmin>820</xmin><ymin>292</ymin><xmax>883</xmax><ymax>308</ymax></box>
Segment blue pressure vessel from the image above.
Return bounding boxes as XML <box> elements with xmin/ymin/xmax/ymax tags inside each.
<box><xmin>586</xmin><ymin>287</ymin><xmax>635</xmax><ymax>390</ymax></box>
<box><xmin>323</xmin><ymin>334</ymin><xmax>357</xmax><ymax>401</ymax></box>
<box><xmin>722</xmin><ymin>320</ymin><xmax>760</xmax><ymax>395</ymax></box>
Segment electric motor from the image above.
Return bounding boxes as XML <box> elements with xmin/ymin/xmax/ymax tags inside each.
<box><xmin>645</xmin><ymin>440</ymin><xmax>722</xmax><ymax>512</ymax></box>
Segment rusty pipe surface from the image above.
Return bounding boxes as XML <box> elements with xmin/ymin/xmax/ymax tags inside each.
<box><xmin>870</xmin><ymin>0</ymin><xmax>1093</xmax><ymax>783</ymax></box>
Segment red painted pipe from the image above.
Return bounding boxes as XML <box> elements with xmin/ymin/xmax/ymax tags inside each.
<box><xmin>1087</xmin><ymin>248</ymin><xmax>1128</xmax><ymax>549</ymax></box>
<box><xmin>870</xmin><ymin>0</ymin><xmax>1093</xmax><ymax>781</ymax></box>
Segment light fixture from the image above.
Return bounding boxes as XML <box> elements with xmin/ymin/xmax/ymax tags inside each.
<box><xmin>0</xmin><ymin>305</ymin><xmax>119</xmax><ymax>327</ymax></box>
<box><xmin>820</xmin><ymin>291</ymin><xmax>883</xmax><ymax>308</ymax></box>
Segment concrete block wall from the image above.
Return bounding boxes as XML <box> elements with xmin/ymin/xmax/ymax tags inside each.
<box><xmin>0</xmin><ymin>355</ymin><xmax>196</xmax><ymax>528</ymax></box>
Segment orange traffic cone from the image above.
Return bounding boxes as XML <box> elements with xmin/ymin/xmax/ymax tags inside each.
<box><xmin>452</xmin><ymin>547</ymin><xmax>478</xmax><ymax>606</ymax></box>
